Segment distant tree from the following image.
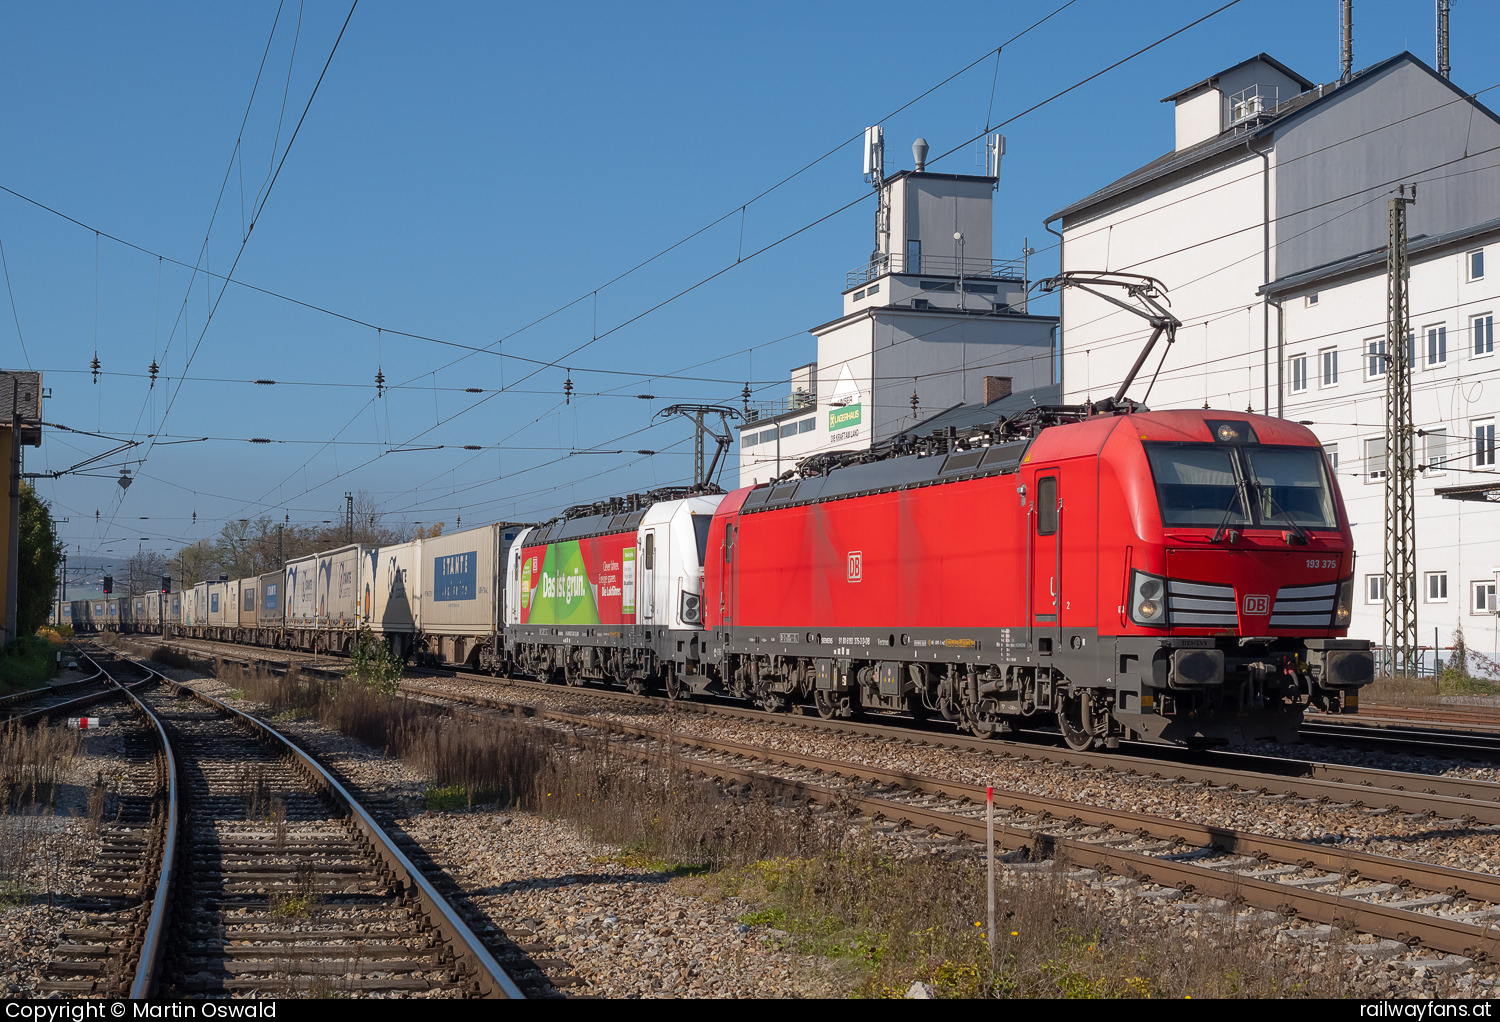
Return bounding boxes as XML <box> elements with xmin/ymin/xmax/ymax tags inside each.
<box><xmin>165</xmin><ymin>491</ymin><xmax>406</xmax><ymax>584</ymax></box>
<box><xmin>123</xmin><ymin>549</ymin><xmax>170</xmax><ymax>595</ymax></box>
<box><xmin>17</xmin><ymin>483</ymin><xmax>62</xmax><ymax>636</ymax></box>
<box><xmin>169</xmin><ymin>539</ymin><xmax>218</xmax><ymax>589</ymax></box>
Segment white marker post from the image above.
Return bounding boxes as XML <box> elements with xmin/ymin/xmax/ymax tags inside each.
<box><xmin>67</xmin><ymin>718</ymin><xmax>101</xmax><ymax>730</ymax></box>
<box><xmin>987</xmin><ymin>784</ymin><xmax>995</xmax><ymax>974</ymax></box>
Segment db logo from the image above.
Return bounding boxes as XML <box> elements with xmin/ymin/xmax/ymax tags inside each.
<box><xmin>1242</xmin><ymin>594</ymin><xmax>1270</xmax><ymax>615</ymax></box>
<box><xmin>847</xmin><ymin>551</ymin><xmax>863</xmax><ymax>582</ymax></box>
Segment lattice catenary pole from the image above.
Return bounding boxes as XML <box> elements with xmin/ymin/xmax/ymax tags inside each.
<box><xmin>1384</xmin><ymin>186</ymin><xmax>1419</xmax><ymax>676</ymax></box>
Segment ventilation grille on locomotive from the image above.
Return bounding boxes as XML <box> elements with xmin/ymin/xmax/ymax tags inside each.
<box><xmin>1166</xmin><ymin>580</ymin><xmax>1237</xmax><ymax>627</ymax></box>
<box><xmin>1270</xmin><ymin>582</ymin><xmax>1336</xmax><ymax>628</ymax></box>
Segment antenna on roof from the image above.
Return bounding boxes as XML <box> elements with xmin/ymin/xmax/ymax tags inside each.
<box><xmin>1340</xmin><ymin>0</ymin><xmax>1354</xmax><ymax>84</ymax></box>
<box><xmin>985</xmin><ymin>134</ymin><xmax>1005</xmax><ymax>191</ymax></box>
<box><xmin>1437</xmin><ymin>0</ymin><xmax>1452</xmax><ymax>80</ymax></box>
<box><xmin>864</xmin><ymin>126</ymin><xmax>890</xmax><ymax>258</ymax></box>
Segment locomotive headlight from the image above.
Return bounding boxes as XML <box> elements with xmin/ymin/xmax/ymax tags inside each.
<box><xmin>1333</xmin><ymin>577</ymin><xmax>1354</xmax><ymax>628</ymax></box>
<box><xmin>1130</xmin><ymin>570</ymin><xmax>1168</xmax><ymax>626</ymax></box>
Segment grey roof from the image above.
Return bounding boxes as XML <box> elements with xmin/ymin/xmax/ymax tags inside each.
<box><xmin>807</xmin><ymin>302</ymin><xmax>1057</xmax><ymax>337</ymax></box>
<box><xmin>877</xmin><ymin>383</ymin><xmax>1062</xmax><ymax>450</ymax></box>
<box><xmin>0</xmin><ymin>370</ymin><xmax>42</xmax><ymax>446</ymax></box>
<box><xmin>1259</xmin><ymin>216</ymin><xmax>1500</xmax><ymax>297</ymax></box>
<box><xmin>1160</xmin><ymin>53</ymin><xmax>1315</xmax><ymax>103</ymax></box>
<box><xmin>1047</xmin><ymin>52</ymin><xmax>1471</xmax><ymax>225</ymax></box>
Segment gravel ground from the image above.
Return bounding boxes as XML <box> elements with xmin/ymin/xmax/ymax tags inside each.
<box><xmin>85</xmin><ymin>645</ymin><xmax>1496</xmax><ymax>1000</ymax></box>
<box><xmin>0</xmin><ymin>708</ymin><xmax>134</xmax><ymax>997</ymax></box>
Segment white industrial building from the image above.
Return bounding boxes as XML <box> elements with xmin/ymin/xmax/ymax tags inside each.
<box><xmin>738</xmin><ymin>136</ymin><xmax>1059</xmax><ymax>486</ymax></box>
<box><xmin>1047</xmin><ymin>51</ymin><xmax>1500</xmax><ymax>657</ymax></box>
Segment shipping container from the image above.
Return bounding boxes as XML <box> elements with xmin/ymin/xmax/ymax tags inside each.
<box><xmin>316</xmin><ymin>544</ymin><xmax>366</xmax><ymax>629</ymax></box>
<box><xmin>364</xmin><ymin>541</ymin><xmax>421</xmax><ymax>654</ymax></box>
<box><xmin>257</xmin><ymin>569</ymin><xmax>284</xmax><ymax>636</ymax></box>
<box><xmin>238</xmin><ymin>576</ymin><xmax>258</xmax><ymax>634</ymax></box>
<box><xmin>285</xmin><ymin>556</ymin><xmax>317</xmax><ymax>627</ymax></box>
<box><xmin>192</xmin><ymin>583</ymin><xmax>208</xmax><ymax>632</ymax></box>
<box><xmin>207</xmin><ymin>581</ymin><xmax>227</xmax><ymax>629</ymax></box>
<box><xmin>422</xmin><ymin>523</ymin><xmax>524</xmax><ymax>668</ymax></box>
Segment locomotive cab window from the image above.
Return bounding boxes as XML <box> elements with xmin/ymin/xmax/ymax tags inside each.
<box><xmin>1036</xmin><ymin>476</ymin><xmax>1057</xmax><ymax>535</ymax></box>
<box><xmin>644</xmin><ymin>533</ymin><xmax>655</xmax><ymax>570</ymax></box>
<box><xmin>1145</xmin><ymin>443</ymin><xmax>1338</xmax><ymax>530</ymax></box>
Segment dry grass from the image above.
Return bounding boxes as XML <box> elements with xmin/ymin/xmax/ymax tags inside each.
<box><xmin>0</xmin><ymin>718</ymin><xmax>83</xmax><ymax>804</ymax></box>
<box><xmin>688</xmin><ymin>849</ymin><xmax>1350</xmax><ymax>999</ymax></box>
<box><xmin>187</xmin><ymin>655</ymin><xmax>1355</xmax><ymax>998</ymax></box>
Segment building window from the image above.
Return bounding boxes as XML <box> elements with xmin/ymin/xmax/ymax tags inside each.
<box><xmin>1424</xmin><ymin>428</ymin><xmax>1448</xmax><ymax>476</ymax></box>
<box><xmin>798</xmin><ymin>418</ymin><xmax>816</xmax><ymax>434</ymax></box>
<box><xmin>1365</xmin><ymin>338</ymin><xmax>1386</xmax><ymax>379</ymax></box>
<box><xmin>1367</xmin><ymin>575</ymin><xmax>1385</xmax><ymax>603</ymax></box>
<box><xmin>1365</xmin><ymin>437</ymin><xmax>1387</xmax><ymax>482</ymax></box>
<box><xmin>1426</xmin><ymin>325</ymin><xmax>1447</xmax><ymax>367</ymax></box>
<box><xmin>1305</xmin><ymin>292</ymin><xmax>1319</xmax><ymax>307</ymax></box>
<box><xmin>779</xmin><ymin>423</ymin><xmax>796</xmax><ymax>439</ymax></box>
<box><xmin>1476</xmin><ymin>419</ymin><xmax>1496</xmax><ymax>468</ymax></box>
<box><xmin>1320</xmin><ymin>347</ymin><xmax>1339</xmax><ymax>388</ymax></box>
<box><xmin>1474</xmin><ymin>313</ymin><xmax>1494</xmax><ymax>357</ymax></box>
<box><xmin>1427</xmin><ymin>572</ymin><xmax>1448</xmax><ymax>602</ymax></box>
<box><xmin>1324</xmin><ymin>443</ymin><xmax>1339</xmax><ymax>472</ymax></box>
<box><xmin>1474</xmin><ymin>580</ymin><xmax>1496</xmax><ymax>614</ymax></box>
<box><xmin>920</xmin><ymin>280</ymin><xmax>957</xmax><ymax>292</ymax></box>
<box><xmin>853</xmin><ymin>289</ymin><xmax>865</xmax><ymax>300</ymax></box>
<box><xmin>1289</xmin><ymin>354</ymin><xmax>1308</xmax><ymax>393</ymax></box>
<box><xmin>867</xmin><ymin>283</ymin><xmax>879</xmax><ymax>295</ymax></box>
<box><xmin>1470</xmin><ymin>249</ymin><xmax>1485</xmax><ymax>282</ymax></box>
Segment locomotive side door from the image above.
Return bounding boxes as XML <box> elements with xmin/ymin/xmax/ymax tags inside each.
<box><xmin>1028</xmin><ymin>469</ymin><xmax>1062</xmax><ymax>656</ymax></box>
<box><xmin>642</xmin><ymin>530</ymin><xmax>657</xmax><ymax>622</ymax></box>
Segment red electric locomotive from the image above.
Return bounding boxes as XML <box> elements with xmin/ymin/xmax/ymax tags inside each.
<box><xmin>697</xmin><ymin>406</ymin><xmax>1371</xmax><ymax>748</ymax></box>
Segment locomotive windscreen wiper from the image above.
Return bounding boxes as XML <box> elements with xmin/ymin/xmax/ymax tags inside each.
<box><xmin>1209</xmin><ymin>485</ymin><xmax>1247</xmax><ymax>544</ymax></box>
<box><xmin>1245</xmin><ymin>474</ymin><xmax>1311</xmax><ymax>545</ymax></box>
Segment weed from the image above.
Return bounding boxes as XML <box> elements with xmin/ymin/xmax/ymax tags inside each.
<box><xmin>349</xmin><ymin>626</ymin><xmax>403</xmax><ymax>695</ymax></box>
<box><xmin>424</xmin><ymin>784</ymin><xmax>469</xmax><ymax>811</ymax></box>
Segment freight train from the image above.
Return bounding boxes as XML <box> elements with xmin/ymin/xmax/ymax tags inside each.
<box><xmin>93</xmin><ymin>404</ymin><xmax>1373</xmax><ymax>750</ymax></box>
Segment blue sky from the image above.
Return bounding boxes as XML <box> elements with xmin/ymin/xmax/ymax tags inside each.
<box><xmin>4</xmin><ymin>0</ymin><xmax>1494</xmax><ymax>589</ymax></box>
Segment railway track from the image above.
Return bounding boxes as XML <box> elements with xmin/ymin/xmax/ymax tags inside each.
<box><xmin>36</xmin><ymin>652</ymin><xmax>170</xmax><ymax>996</ymax></box>
<box><xmin>125</xmin><ymin>633</ymin><xmax>1500</xmax><ymax>818</ymax></box>
<box><xmin>109</xmin><ymin>635</ymin><xmax>1500</xmax><ymax>967</ymax></box>
<box><xmin>395</xmin><ymin>679</ymin><xmax>1500</xmax><ymax>962</ymax></box>
<box><xmin>40</xmin><ymin>646</ymin><xmax>525</xmax><ymax>999</ymax></box>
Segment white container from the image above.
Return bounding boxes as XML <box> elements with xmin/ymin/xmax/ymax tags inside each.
<box><xmin>316</xmin><ymin>544</ymin><xmax>366</xmax><ymax>628</ymax></box>
<box><xmin>285</xmin><ymin>555</ymin><xmax>318</xmax><ymax>626</ymax></box>
<box><xmin>421</xmin><ymin>524</ymin><xmax>510</xmax><ymax>635</ymax></box>
<box><xmin>365</xmin><ymin>541</ymin><xmax>421</xmax><ymax>635</ymax></box>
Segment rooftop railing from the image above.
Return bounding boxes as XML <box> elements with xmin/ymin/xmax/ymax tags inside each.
<box><xmin>847</xmin><ymin>252</ymin><xmax>1026</xmax><ymax>289</ymax></box>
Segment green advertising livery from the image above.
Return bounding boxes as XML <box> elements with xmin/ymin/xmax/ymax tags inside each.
<box><xmin>520</xmin><ymin>532</ymin><xmax>634</xmax><ymax>626</ymax></box>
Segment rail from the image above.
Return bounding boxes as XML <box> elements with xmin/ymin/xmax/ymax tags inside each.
<box><xmin>110</xmin><ymin>647</ymin><xmax>525</xmax><ymax>999</ymax></box>
<box><xmin>75</xmin><ymin>651</ymin><xmax>178</xmax><ymax>999</ymax></box>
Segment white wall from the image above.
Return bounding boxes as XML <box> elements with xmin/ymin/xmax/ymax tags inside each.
<box><xmin>1060</xmin><ymin>149</ymin><xmax>1272</xmax><ymax>411</ymax></box>
<box><xmin>1280</xmin><ymin>237</ymin><xmax>1500</xmax><ymax>656</ymax></box>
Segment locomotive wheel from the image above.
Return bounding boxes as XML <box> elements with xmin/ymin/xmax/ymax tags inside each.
<box><xmin>1056</xmin><ymin>691</ymin><xmax>1095</xmax><ymax>751</ymax></box>
<box><xmin>665</xmin><ymin>668</ymin><xmax>686</xmax><ymax>700</ymax></box>
<box><xmin>813</xmin><ymin>690</ymin><xmax>839</xmax><ymax>719</ymax></box>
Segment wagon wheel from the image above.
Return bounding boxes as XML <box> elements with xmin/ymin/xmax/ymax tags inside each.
<box><xmin>622</xmin><ymin>665</ymin><xmax>646</xmax><ymax>696</ymax></box>
<box><xmin>1056</xmin><ymin>690</ymin><xmax>1095</xmax><ymax>751</ymax></box>
<box><xmin>562</xmin><ymin>650</ymin><xmax>585</xmax><ymax>687</ymax></box>
<box><xmin>814</xmin><ymin>689</ymin><xmax>840</xmax><ymax>720</ymax></box>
